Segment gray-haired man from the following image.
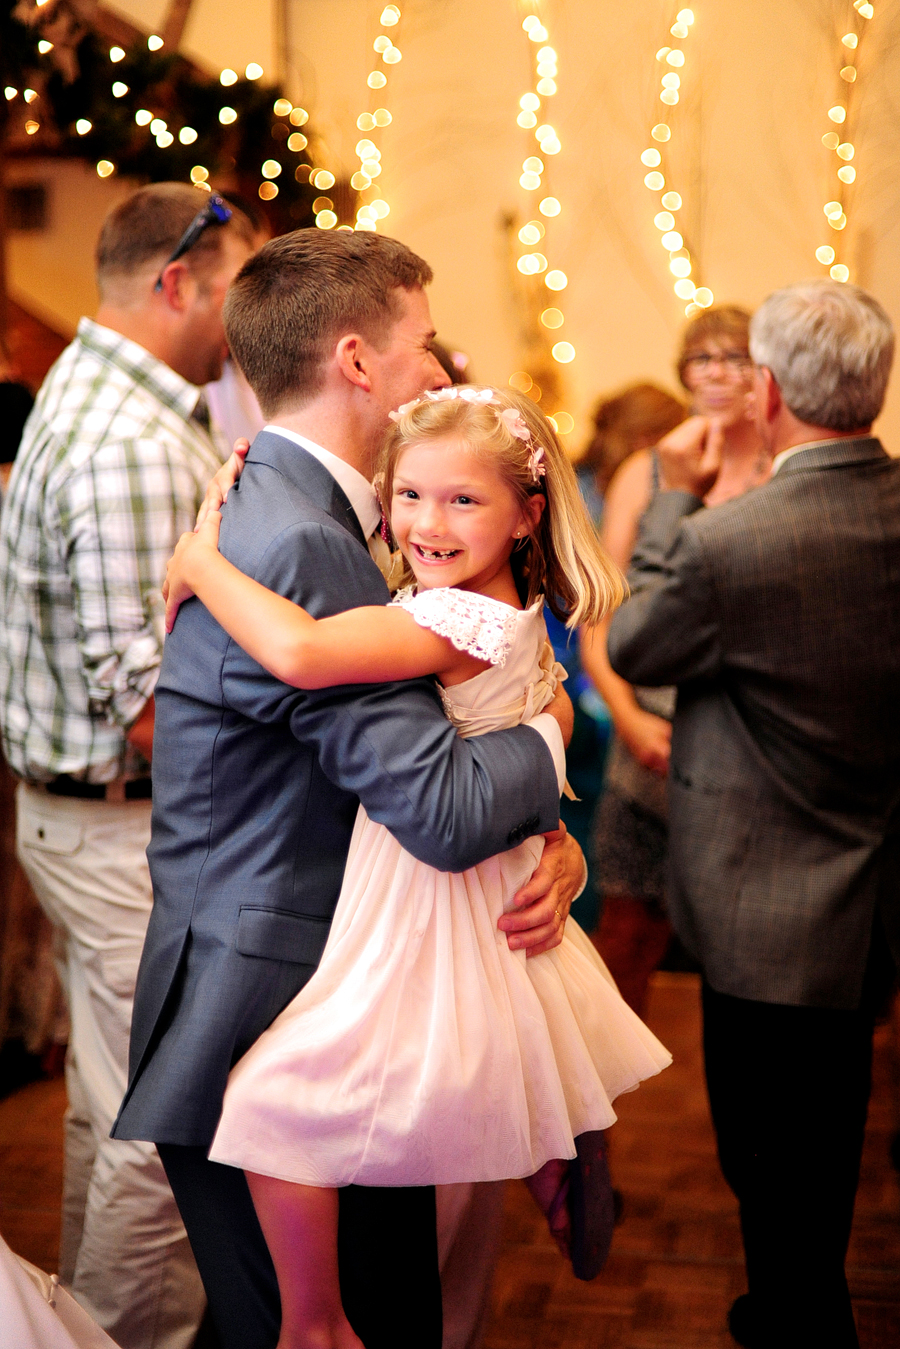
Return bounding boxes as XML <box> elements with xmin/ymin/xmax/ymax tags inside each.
<box><xmin>608</xmin><ymin>280</ymin><xmax>899</xmax><ymax>1349</ymax></box>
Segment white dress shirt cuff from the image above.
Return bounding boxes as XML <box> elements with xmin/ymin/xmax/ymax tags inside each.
<box><xmin>527</xmin><ymin>712</ymin><xmax>567</xmax><ymax>794</ymax></box>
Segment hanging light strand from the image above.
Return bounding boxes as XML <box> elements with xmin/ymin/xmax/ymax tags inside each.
<box><xmin>510</xmin><ymin>6</ymin><xmax>574</xmax><ymax>435</ymax></box>
<box><xmin>643</xmin><ymin>9</ymin><xmax>712</xmax><ymax>318</ymax></box>
<box><xmin>349</xmin><ymin>5</ymin><xmax>402</xmax><ymax>231</ymax></box>
<box><xmin>815</xmin><ymin>1</ymin><xmax>874</xmax><ymax>282</ymax></box>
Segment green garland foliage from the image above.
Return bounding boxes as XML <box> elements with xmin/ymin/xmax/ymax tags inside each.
<box><xmin>2</xmin><ymin>3</ymin><xmax>320</xmax><ymax>232</ymax></box>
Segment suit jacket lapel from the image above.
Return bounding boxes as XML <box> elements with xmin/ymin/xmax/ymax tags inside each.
<box><xmin>245</xmin><ymin>429</ymin><xmax>368</xmax><ymax>549</ymax></box>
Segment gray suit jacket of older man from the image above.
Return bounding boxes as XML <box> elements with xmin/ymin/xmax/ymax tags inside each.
<box><xmin>114</xmin><ymin>429</ymin><xmax>561</xmax><ymax>1146</ymax></box>
<box><xmin>607</xmin><ymin>436</ymin><xmax>900</xmax><ymax>1011</ymax></box>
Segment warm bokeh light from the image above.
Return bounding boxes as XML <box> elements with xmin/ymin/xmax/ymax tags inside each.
<box><xmin>290</xmin><ymin>108</ymin><xmax>310</xmax><ymax>126</ymax></box>
<box><xmin>288</xmin><ymin>133</ymin><xmax>308</xmax><ymax>151</ymax></box>
<box><xmin>552</xmin><ymin>342</ymin><xmax>575</xmax><ymax>364</ymax></box>
<box><xmin>518</xmin><ymin>222</ymin><xmax>544</xmax><ymax>245</ymax></box>
<box><xmin>828</xmin><ymin>105</ymin><xmax>847</xmax><ymax>123</ymax></box>
<box><xmin>220</xmin><ymin>69</ymin><xmax>238</xmax><ymax>86</ymax></box>
<box><xmin>190</xmin><ymin>165</ymin><xmax>209</xmax><ymax>183</ymax></box>
<box><xmin>96</xmin><ymin>160</ymin><xmax>115</xmax><ymax>177</ymax></box>
<box><xmin>368</xmin><ymin>71</ymin><xmax>388</xmax><ymax>89</ymax></box>
<box><xmin>245</xmin><ymin>63</ymin><xmax>264</xmax><ymax>80</ymax></box>
<box><xmin>112</xmin><ymin>82</ymin><xmax>128</xmax><ymax>98</ymax></box>
<box><xmin>644</xmin><ymin>171</ymin><xmax>665</xmax><ymax>190</ymax></box>
<box><xmin>179</xmin><ymin>127</ymin><xmax>198</xmax><ymax>145</ymax></box>
<box><xmin>76</xmin><ymin>119</ymin><xmax>92</xmax><ymax>135</ymax></box>
<box><xmin>274</xmin><ymin>98</ymin><xmax>293</xmax><ymax>117</ymax></box>
<box><xmin>258</xmin><ymin>182</ymin><xmax>278</xmax><ymax>201</ymax></box>
<box><xmin>219</xmin><ymin>107</ymin><xmax>237</xmax><ymax>125</ymax></box>
<box><xmin>545</xmin><ymin>270</ymin><xmax>568</xmax><ymax>291</ymax></box>
<box><xmin>641</xmin><ymin>149</ymin><xmax>662</xmax><ymax>167</ymax></box>
<box><xmin>654</xmin><ymin>211</ymin><xmax>675</xmax><ymax>231</ymax></box>
<box><xmin>816</xmin><ymin>245</ymin><xmax>836</xmax><ymax>264</ymax></box>
<box><xmin>551</xmin><ymin>411</ymin><xmax>574</xmax><ymax>434</ymax></box>
<box><xmin>661</xmin><ymin>231</ymin><xmax>684</xmax><ymax>250</ymax></box>
<box><xmin>541</xmin><ymin>308</ymin><xmax>564</xmax><ymax>329</ymax></box>
<box><xmin>316</xmin><ymin>211</ymin><xmax>338</xmax><ymax>230</ymax></box>
<box><xmin>262</xmin><ymin>160</ymin><xmax>282</xmax><ymax>179</ymax></box>
<box><xmin>830</xmin><ymin>263</ymin><xmax>850</xmax><ymax>281</ymax></box>
<box><xmin>148</xmin><ymin>34</ymin><xmax>163</xmax><ymax>51</ymax></box>
<box><xmin>539</xmin><ymin>197</ymin><xmax>561</xmax><ymax>216</ymax></box>
<box><xmin>693</xmin><ymin>287</ymin><xmax>714</xmax><ymax>307</ymax></box>
<box><xmin>837</xmin><ymin>165</ymin><xmax>856</xmax><ymax>183</ymax></box>
<box><xmin>509</xmin><ymin>371</ymin><xmax>533</xmax><ymax>392</ymax></box>
<box><xmin>313</xmin><ymin>169</ymin><xmax>336</xmax><ymax>189</ymax></box>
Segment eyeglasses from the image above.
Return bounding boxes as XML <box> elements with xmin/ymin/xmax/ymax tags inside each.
<box><xmin>683</xmin><ymin>350</ymin><xmax>753</xmax><ymax>375</ymax></box>
<box><xmin>153</xmin><ymin>192</ymin><xmax>233</xmax><ymax>292</ymax></box>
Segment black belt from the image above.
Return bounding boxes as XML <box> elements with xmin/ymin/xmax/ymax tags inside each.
<box><xmin>43</xmin><ymin>775</ymin><xmax>152</xmax><ymax>801</ymax></box>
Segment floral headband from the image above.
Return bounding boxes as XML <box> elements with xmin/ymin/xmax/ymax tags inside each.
<box><xmin>389</xmin><ymin>385</ymin><xmax>546</xmax><ymax>484</ymax></box>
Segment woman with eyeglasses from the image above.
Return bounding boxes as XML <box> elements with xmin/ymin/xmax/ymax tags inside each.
<box><xmin>580</xmin><ymin>306</ymin><xmax>768</xmax><ymax>1015</ymax></box>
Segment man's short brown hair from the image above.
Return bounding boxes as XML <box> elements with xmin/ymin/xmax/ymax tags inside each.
<box><xmin>96</xmin><ymin>182</ymin><xmax>254</xmax><ymax>292</ymax></box>
<box><xmin>223</xmin><ymin>230</ymin><xmax>433</xmax><ymax>415</ymax></box>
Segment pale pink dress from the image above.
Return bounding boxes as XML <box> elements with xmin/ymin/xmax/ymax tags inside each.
<box><xmin>210</xmin><ymin>589</ymin><xmax>671</xmax><ymax>1186</ymax></box>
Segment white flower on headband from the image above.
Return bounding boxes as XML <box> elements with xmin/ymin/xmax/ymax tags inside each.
<box><xmin>527</xmin><ymin>445</ymin><xmax>546</xmax><ymax>482</ymax></box>
<box><xmin>389</xmin><ymin>386</ymin><xmax>498</xmax><ymax>421</ymax></box>
<box><xmin>499</xmin><ymin>408</ymin><xmax>530</xmax><ymax>442</ymax></box>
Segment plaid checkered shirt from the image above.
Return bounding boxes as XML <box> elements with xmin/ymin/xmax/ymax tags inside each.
<box><xmin>0</xmin><ymin>318</ymin><xmax>227</xmax><ymax>783</ymax></box>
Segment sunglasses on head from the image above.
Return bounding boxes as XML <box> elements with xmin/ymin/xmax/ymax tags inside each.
<box><xmin>154</xmin><ymin>192</ymin><xmax>233</xmax><ymax>292</ymax></box>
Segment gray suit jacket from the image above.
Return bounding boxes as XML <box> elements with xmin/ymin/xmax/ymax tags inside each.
<box><xmin>607</xmin><ymin>437</ymin><xmax>900</xmax><ymax>1010</ymax></box>
<box><xmin>114</xmin><ymin>430</ymin><xmax>561</xmax><ymax>1146</ymax></box>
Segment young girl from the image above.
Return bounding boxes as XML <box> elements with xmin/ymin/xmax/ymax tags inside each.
<box><xmin>165</xmin><ymin>386</ymin><xmax>671</xmax><ymax>1349</ymax></box>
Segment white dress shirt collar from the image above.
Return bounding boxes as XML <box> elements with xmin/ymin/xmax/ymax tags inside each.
<box><xmin>771</xmin><ymin>438</ymin><xmax>849</xmax><ymax>476</ymax></box>
<box><xmin>263</xmin><ymin>423</ymin><xmax>380</xmax><ymax>539</ymax></box>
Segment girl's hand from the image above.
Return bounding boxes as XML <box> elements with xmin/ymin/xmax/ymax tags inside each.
<box><xmin>197</xmin><ymin>439</ymin><xmax>250</xmax><ymax>527</ymax></box>
<box><xmin>163</xmin><ymin>512</ymin><xmax>222</xmax><ymax>631</ymax></box>
<box><xmin>618</xmin><ymin>706</ymin><xmax>672</xmax><ymax>777</ymax></box>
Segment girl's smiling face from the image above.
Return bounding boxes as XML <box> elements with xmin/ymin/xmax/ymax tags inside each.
<box><xmin>390</xmin><ymin>436</ymin><xmax>543</xmax><ymax>605</ymax></box>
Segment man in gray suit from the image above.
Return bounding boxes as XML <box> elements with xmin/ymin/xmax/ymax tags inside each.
<box><xmin>607</xmin><ymin>280</ymin><xmax>898</xmax><ymax>1349</ymax></box>
<box><xmin>113</xmin><ymin>229</ymin><xmax>581</xmax><ymax>1349</ymax></box>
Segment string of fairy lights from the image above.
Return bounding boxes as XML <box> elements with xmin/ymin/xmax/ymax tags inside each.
<box><xmin>815</xmin><ymin>1</ymin><xmax>874</xmax><ymax>283</ymax></box>
<box><xmin>642</xmin><ymin>7</ymin><xmax>713</xmax><ymax>319</ymax></box>
<box><xmin>348</xmin><ymin>3</ymin><xmax>401</xmax><ymax>231</ymax></box>
<box><xmin>19</xmin><ymin>29</ymin><xmax>316</xmax><ymax>206</ymax></box>
<box><xmin>510</xmin><ymin>7</ymin><xmax>574</xmax><ymax>437</ymax></box>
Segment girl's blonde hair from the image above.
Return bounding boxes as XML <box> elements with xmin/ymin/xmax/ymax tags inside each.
<box><xmin>377</xmin><ymin>386</ymin><xmax>625</xmax><ymax>627</ymax></box>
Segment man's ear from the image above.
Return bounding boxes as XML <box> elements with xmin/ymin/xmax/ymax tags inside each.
<box><xmin>758</xmin><ymin>366</ymin><xmax>782</xmax><ymax>423</ymax></box>
<box><xmin>335</xmin><ymin>334</ymin><xmax>372</xmax><ymax>392</ymax></box>
<box><xmin>155</xmin><ymin>261</ymin><xmax>192</xmax><ymax>312</ymax></box>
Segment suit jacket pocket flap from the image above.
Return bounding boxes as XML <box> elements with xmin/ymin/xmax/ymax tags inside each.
<box><xmin>236</xmin><ymin>906</ymin><xmax>331</xmax><ymax>965</ymax></box>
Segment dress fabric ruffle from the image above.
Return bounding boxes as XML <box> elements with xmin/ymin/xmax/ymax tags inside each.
<box><xmin>210</xmin><ymin>592</ymin><xmax>671</xmax><ymax>1187</ymax></box>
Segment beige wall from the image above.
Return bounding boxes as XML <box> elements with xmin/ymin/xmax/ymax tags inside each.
<box><xmin>9</xmin><ymin>0</ymin><xmax>900</xmax><ymax>447</ymax></box>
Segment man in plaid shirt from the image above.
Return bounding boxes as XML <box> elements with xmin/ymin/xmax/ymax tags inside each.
<box><xmin>0</xmin><ymin>182</ymin><xmax>253</xmax><ymax>1349</ymax></box>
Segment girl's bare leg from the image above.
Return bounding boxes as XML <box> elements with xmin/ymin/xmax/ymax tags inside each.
<box><xmin>525</xmin><ymin>1158</ymin><xmax>571</xmax><ymax>1257</ymax></box>
<box><xmin>246</xmin><ymin>1172</ymin><xmax>364</xmax><ymax>1349</ymax></box>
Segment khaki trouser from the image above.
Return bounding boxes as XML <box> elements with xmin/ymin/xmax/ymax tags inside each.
<box><xmin>16</xmin><ymin>783</ymin><xmax>206</xmax><ymax>1349</ymax></box>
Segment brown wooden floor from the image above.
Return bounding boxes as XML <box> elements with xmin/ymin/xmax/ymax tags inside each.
<box><xmin>1</xmin><ymin>972</ymin><xmax>899</xmax><ymax>1347</ymax></box>
<box><xmin>482</xmin><ymin>973</ymin><xmax>900</xmax><ymax>1349</ymax></box>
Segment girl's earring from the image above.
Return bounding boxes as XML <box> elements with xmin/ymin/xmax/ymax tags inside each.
<box><xmin>513</xmin><ymin>533</ymin><xmax>529</xmax><ymax>552</ymax></box>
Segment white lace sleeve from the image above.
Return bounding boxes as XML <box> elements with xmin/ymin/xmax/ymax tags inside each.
<box><xmin>391</xmin><ymin>587</ymin><xmax>519</xmax><ymax>667</ymax></box>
